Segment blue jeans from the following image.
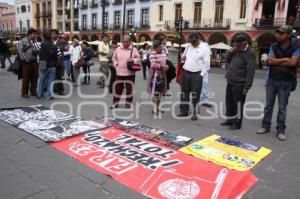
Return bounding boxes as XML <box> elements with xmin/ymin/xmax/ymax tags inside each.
<box><xmin>262</xmin><ymin>78</ymin><xmax>292</xmax><ymax>133</ymax></box>
<box><xmin>201</xmin><ymin>72</ymin><xmax>209</xmax><ymax>102</ymax></box>
<box><xmin>64</xmin><ymin>59</ymin><xmax>71</xmax><ymax>77</ymax></box>
<box><xmin>37</xmin><ymin>67</ymin><xmax>56</xmax><ymax>100</ymax></box>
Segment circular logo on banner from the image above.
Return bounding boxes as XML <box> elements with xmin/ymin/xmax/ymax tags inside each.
<box><xmin>158</xmin><ymin>178</ymin><xmax>200</xmax><ymax>199</ymax></box>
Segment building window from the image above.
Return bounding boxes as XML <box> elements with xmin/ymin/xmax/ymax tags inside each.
<box><xmin>175</xmin><ymin>4</ymin><xmax>182</xmax><ymax>21</ymax></box>
<box><xmin>194</xmin><ymin>2</ymin><xmax>202</xmax><ymax>27</ymax></box>
<box><xmin>48</xmin><ymin>19</ymin><xmax>51</xmax><ymax>29</ymax></box>
<box><xmin>19</xmin><ymin>21</ymin><xmax>22</xmax><ymax>32</ymax></box>
<box><xmin>82</xmin><ymin>0</ymin><xmax>87</xmax><ymax>7</ymax></box>
<box><xmin>21</xmin><ymin>5</ymin><xmax>26</xmax><ymax>13</ymax></box>
<box><xmin>127</xmin><ymin>10</ymin><xmax>134</xmax><ymax>28</ymax></box>
<box><xmin>28</xmin><ymin>5</ymin><xmax>30</xmax><ymax>12</ymax></box>
<box><xmin>92</xmin><ymin>14</ymin><xmax>97</xmax><ymax>29</ymax></box>
<box><xmin>114</xmin><ymin>11</ymin><xmax>120</xmax><ymax>29</ymax></box>
<box><xmin>37</xmin><ymin>19</ymin><xmax>40</xmax><ymax>29</ymax></box>
<box><xmin>17</xmin><ymin>7</ymin><xmax>19</xmax><ymax>14</ymax></box>
<box><xmin>82</xmin><ymin>15</ymin><xmax>87</xmax><ymax>30</ymax></box>
<box><xmin>27</xmin><ymin>20</ymin><xmax>30</xmax><ymax>30</ymax></box>
<box><xmin>104</xmin><ymin>12</ymin><xmax>108</xmax><ymax>28</ymax></box>
<box><xmin>141</xmin><ymin>8</ymin><xmax>149</xmax><ymax>27</ymax></box>
<box><xmin>158</xmin><ymin>5</ymin><xmax>163</xmax><ymax>21</ymax></box>
<box><xmin>240</xmin><ymin>0</ymin><xmax>246</xmax><ymax>19</ymax></box>
<box><xmin>215</xmin><ymin>0</ymin><xmax>224</xmax><ymax>26</ymax></box>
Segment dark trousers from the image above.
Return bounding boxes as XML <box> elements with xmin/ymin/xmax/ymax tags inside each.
<box><xmin>141</xmin><ymin>60</ymin><xmax>149</xmax><ymax>79</ymax></box>
<box><xmin>109</xmin><ymin>64</ymin><xmax>116</xmax><ymax>93</ymax></box>
<box><xmin>166</xmin><ymin>60</ymin><xmax>176</xmax><ymax>90</ymax></box>
<box><xmin>180</xmin><ymin>70</ymin><xmax>203</xmax><ymax>115</ymax></box>
<box><xmin>225</xmin><ymin>83</ymin><xmax>246</xmax><ymax>127</ymax></box>
<box><xmin>82</xmin><ymin>64</ymin><xmax>90</xmax><ymax>83</ymax></box>
<box><xmin>113</xmin><ymin>76</ymin><xmax>135</xmax><ymax>105</ymax></box>
<box><xmin>262</xmin><ymin>78</ymin><xmax>292</xmax><ymax>133</ymax></box>
<box><xmin>54</xmin><ymin>64</ymin><xmax>64</xmax><ymax>94</ymax></box>
<box><xmin>21</xmin><ymin>61</ymin><xmax>39</xmax><ymax>96</ymax></box>
<box><xmin>70</xmin><ymin>63</ymin><xmax>75</xmax><ymax>82</ymax></box>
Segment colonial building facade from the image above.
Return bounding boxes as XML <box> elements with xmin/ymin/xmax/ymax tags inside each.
<box><xmin>78</xmin><ymin>0</ymin><xmax>151</xmax><ymax>42</ymax></box>
<box><xmin>0</xmin><ymin>2</ymin><xmax>16</xmax><ymax>33</ymax></box>
<box><xmin>15</xmin><ymin>0</ymin><xmax>33</xmax><ymax>33</ymax></box>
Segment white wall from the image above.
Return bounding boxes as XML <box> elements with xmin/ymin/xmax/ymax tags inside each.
<box><xmin>15</xmin><ymin>0</ymin><xmax>32</xmax><ymax>32</ymax></box>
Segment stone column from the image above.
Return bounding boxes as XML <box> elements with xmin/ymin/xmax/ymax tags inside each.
<box><xmin>71</xmin><ymin>0</ymin><xmax>74</xmax><ymax>33</ymax></box>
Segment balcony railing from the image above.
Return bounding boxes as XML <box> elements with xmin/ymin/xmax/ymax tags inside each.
<box><xmin>113</xmin><ymin>0</ymin><xmax>122</xmax><ymax>5</ymax></box>
<box><xmin>126</xmin><ymin>22</ymin><xmax>150</xmax><ymax>30</ymax></box>
<box><xmin>42</xmin><ymin>11</ymin><xmax>52</xmax><ymax>18</ymax></box>
<box><xmin>253</xmin><ymin>18</ymin><xmax>286</xmax><ymax>28</ymax></box>
<box><xmin>90</xmin><ymin>3</ymin><xmax>98</xmax><ymax>8</ymax></box>
<box><xmin>126</xmin><ymin>0</ymin><xmax>136</xmax><ymax>3</ymax></box>
<box><xmin>35</xmin><ymin>12</ymin><xmax>41</xmax><ymax>18</ymax></box>
<box><xmin>81</xmin><ymin>4</ymin><xmax>88</xmax><ymax>9</ymax></box>
<box><xmin>164</xmin><ymin>18</ymin><xmax>231</xmax><ymax>30</ymax></box>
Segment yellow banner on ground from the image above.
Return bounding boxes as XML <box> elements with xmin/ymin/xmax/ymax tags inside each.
<box><xmin>180</xmin><ymin>134</ymin><xmax>272</xmax><ymax>171</ymax></box>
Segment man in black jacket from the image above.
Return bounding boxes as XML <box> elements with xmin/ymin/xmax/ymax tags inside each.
<box><xmin>51</xmin><ymin>29</ymin><xmax>65</xmax><ymax>95</ymax></box>
<box><xmin>256</xmin><ymin>25</ymin><xmax>299</xmax><ymax>141</ymax></box>
<box><xmin>220</xmin><ymin>35</ymin><xmax>257</xmax><ymax>130</ymax></box>
<box><xmin>37</xmin><ymin>32</ymin><xmax>62</xmax><ymax>100</ymax></box>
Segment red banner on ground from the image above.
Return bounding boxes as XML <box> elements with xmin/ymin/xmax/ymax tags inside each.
<box><xmin>52</xmin><ymin>127</ymin><xmax>257</xmax><ymax>199</ymax></box>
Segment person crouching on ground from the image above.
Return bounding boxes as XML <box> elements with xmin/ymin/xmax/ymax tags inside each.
<box><xmin>148</xmin><ymin>40</ymin><xmax>168</xmax><ymax>115</ymax></box>
<box><xmin>111</xmin><ymin>35</ymin><xmax>141</xmax><ymax>109</ymax></box>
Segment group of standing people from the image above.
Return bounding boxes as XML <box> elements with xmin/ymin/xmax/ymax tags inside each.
<box><xmin>13</xmin><ymin>25</ymin><xmax>299</xmax><ymax>141</ymax></box>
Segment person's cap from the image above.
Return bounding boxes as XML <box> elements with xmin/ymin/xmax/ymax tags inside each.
<box><xmin>276</xmin><ymin>25</ymin><xmax>293</xmax><ymax>34</ymax></box>
<box><xmin>188</xmin><ymin>32</ymin><xmax>200</xmax><ymax>42</ymax></box>
<box><xmin>234</xmin><ymin>35</ymin><xmax>247</xmax><ymax>44</ymax></box>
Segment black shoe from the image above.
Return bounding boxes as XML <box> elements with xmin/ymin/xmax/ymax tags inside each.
<box><xmin>177</xmin><ymin>112</ymin><xmax>188</xmax><ymax>117</ymax></box>
<box><xmin>191</xmin><ymin>115</ymin><xmax>198</xmax><ymax>121</ymax></box>
<box><xmin>82</xmin><ymin>81</ymin><xmax>88</xmax><ymax>85</ymax></box>
<box><xmin>202</xmin><ymin>103</ymin><xmax>213</xmax><ymax>108</ymax></box>
<box><xmin>1</xmin><ymin>66</ymin><xmax>5</xmax><ymax>69</ymax></box>
<box><xmin>22</xmin><ymin>94</ymin><xmax>29</xmax><ymax>98</ymax></box>
<box><xmin>220</xmin><ymin>120</ymin><xmax>233</xmax><ymax>126</ymax></box>
<box><xmin>228</xmin><ymin>125</ymin><xmax>241</xmax><ymax>130</ymax></box>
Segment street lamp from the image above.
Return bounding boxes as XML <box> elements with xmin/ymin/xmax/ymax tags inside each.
<box><xmin>122</xmin><ymin>0</ymin><xmax>127</xmax><ymax>40</ymax></box>
<box><xmin>175</xmin><ymin>16</ymin><xmax>183</xmax><ymax>63</ymax></box>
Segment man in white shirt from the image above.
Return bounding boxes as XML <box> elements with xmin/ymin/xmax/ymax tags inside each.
<box><xmin>178</xmin><ymin>32</ymin><xmax>211</xmax><ymax>121</ymax></box>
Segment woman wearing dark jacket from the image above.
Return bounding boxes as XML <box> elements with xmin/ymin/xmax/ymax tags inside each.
<box><xmin>82</xmin><ymin>41</ymin><xmax>93</xmax><ymax>85</ymax></box>
<box><xmin>0</xmin><ymin>38</ymin><xmax>11</xmax><ymax>69</ymax></box>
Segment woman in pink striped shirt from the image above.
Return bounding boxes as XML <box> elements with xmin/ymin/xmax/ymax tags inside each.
<box><xmin>148</xmin><ymin>40</ymin><xmax>168</xmax><ymax>115</ymax></box>
<box><xmin>111</xmin><ymin>35</ymin><xmax>141</xmax><ymax>109</ymax></box>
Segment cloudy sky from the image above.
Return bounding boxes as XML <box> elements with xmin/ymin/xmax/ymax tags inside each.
<box><xmin>1</xmin><ymin>0</ymin><xmax>15</xmax><ymax>5</ymax></box>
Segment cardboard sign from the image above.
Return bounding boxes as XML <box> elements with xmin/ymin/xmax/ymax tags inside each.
<box><xmin>52</xmin><ymin>127</ymin><xmax>257</xmax><ymax>199</ymax></box>
<box><xmin>0</xmin><ymin>105</ymin><xmax>107</xmax><ymax>142</ymax></box>
<box><xmin>180</xmin><ymin>134</ymin><xmax>272</xmax><ymax>171</ymax></box>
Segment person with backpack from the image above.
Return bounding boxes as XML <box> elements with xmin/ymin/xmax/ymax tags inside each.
<box><xmin>18</xmin><ymin>29</ymin><xmax>39</xmax><ymax>98</ymax></box>
<box><xmin>37</xmin><ymin>32</ymin><xmax>62</xmax><ymax>100</ymax></box>
<box><xmin>148</xmin><ymin>40</ymin><xmax>168</xmax><ymax>115</ymax></box>
<box><xmin>256</xmin><ymin>25</ymin><xmax>299</xmax><ymax>141</ymax></box>
<box><xmin>220</xmin><ymin>35</ymin><xmax>256</xmax><ymax>130</ymax></box>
